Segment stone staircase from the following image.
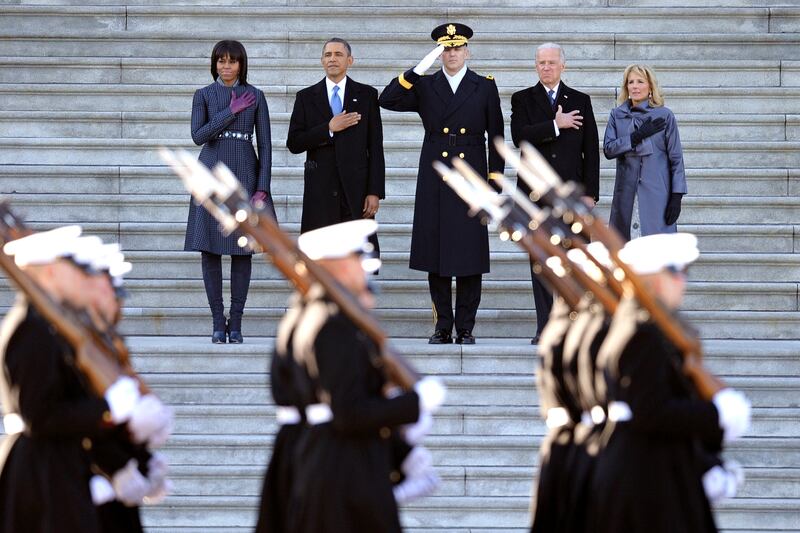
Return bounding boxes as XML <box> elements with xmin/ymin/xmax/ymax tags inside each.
<box><xmin>0</xmin><ymin>2</ymin><xmax>799</xmax><ymax>531</ymax></box>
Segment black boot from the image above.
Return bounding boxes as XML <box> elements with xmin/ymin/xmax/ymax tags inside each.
<box><xmin>202</xmin><ymin>252</ymin><xmax>226</xmax><ymax>344</ymax></box>
<box><xmin>228</xmin><ymin>255</ymin><xmax>252</xmax><ymax>344</ymax></box>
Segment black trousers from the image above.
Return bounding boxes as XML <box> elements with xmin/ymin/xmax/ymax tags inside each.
<box><xmin>428</xmin><ymin>273</ymin><xmax>482</xmax><ymax>333</ymax></box>
<box><xmin>530</xmin><ymin>258</ymin><xmax>553</xmax><ymax>337</ymax></box>
<box><xmin>201</xmin><ymin>252</ymin><xmax>252</xmax><ymax>331</ymax></box>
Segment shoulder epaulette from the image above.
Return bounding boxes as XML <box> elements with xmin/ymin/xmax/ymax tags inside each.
<box><xmin>486</xmin><ymin>75</ymin><xmax>494</xmax><ymax>80</ymax></box>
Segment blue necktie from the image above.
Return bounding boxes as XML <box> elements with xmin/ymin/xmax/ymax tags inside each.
<box><xmin>548</xmin><ymin>89</ymin><xmax>556</xmax><ymax>110</ymax></box>
<box><xmin>331</xmin><ymin>85</ymin><xmax>343</xmax><ymax>115</ymax></box>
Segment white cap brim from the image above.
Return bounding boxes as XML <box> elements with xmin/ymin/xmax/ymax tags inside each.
<box><xmin>298</xmin><ymin>219</ymin><xmax>378</xmax><ymax>261</ymax></box>
<box><xmin>618</xmin><ymin>232</ymin><xmax>699</xmax><ymax>275</ymax></box>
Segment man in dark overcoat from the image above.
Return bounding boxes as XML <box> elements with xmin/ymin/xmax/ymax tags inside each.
<box><xmin>510</xmin><ymin>42</ymin><xmax>599</xmax><ymax>343</ymax></box>
<box><xmin>380</xmin><ymin>23</ymin><xmax>504</xmax><ymax>345</ymax></box>
<box><xmin>287</xmin><ymin>37</ymin><xmax>385</xmax><ymax>254</ymax></box>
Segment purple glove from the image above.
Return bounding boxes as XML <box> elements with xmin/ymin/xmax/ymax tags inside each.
<box><xmin>230</xmin><ymin>91</ymin><xmax>256</xmax><ymax>114</ymax></box>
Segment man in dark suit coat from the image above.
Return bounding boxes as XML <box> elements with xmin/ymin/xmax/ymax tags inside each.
<box><xmin>380</xmin><ymin>23</ymin><xmax>504</xmax><ymax>345</ymax></box>
<box><xmin>286</xmin><ymin>38</ymin><xmax>385</xmax><ymax>252</ymax></box>
<box><xmin>510</xmin><ymin>42</ymin><xmax>600</xmax><ymax>343</ymax></box>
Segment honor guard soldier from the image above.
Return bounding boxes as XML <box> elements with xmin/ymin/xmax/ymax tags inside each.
<box><xmin>589</xmin><ymin>233</ymin><xmax>751</xmax><ymax>533</ymax></box>
<box><xmin>380</xmin><ymin>23</ymin><xmax>504</xmax><ymax>345</ymax></box>
<box><xmin>265</xmin><ymin>220</ymin><xmax>444</xmax><ymax>533</ymax></box>
<box><xmin>0</xmin><ymin>227</ymin><xmax>171</xmax><ymax>533</ymax></box>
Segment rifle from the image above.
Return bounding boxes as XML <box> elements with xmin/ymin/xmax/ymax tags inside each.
<box><xmin>0</xmin><ymin>203</ymin><xmax>149</xmax><ymax>396</ymax></box>
<box><xmin>160</xmin><ymin>149</ymin><xmax>420</xmax><ymax>390</ymax></box>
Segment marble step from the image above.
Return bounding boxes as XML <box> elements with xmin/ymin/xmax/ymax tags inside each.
<box><xmin>5</xmin><ymin>28</ymin><xmax>800</xmax><ymax>61</ymax></box>
<box><xmin>0</xmin><ymin>6</ymin><xmax>780</xmax><ymax>35</ymax></box>
<box><xmin>10</xmin><ymin>84</ymin><xmax>800</xmax><ymax>114</ymax></box>
<box><xmin>4</xmin><ymin>190</ymin><xmax>800</xmax><ymax>228</ymax></box>
<box><xmin>2</xmin><ymin>278</ymin><xmax>791</xmax><ymax>312</ymax></box>
<box><xmin>0</xmin><ymin>57</ymin><xmax>788</xmax><ymax>89</ymax></box>
<box><xmin>4</xmin><ymin>136</ymin><xmax>800</xmax><ymax>169</ymax></box>
<box><xmin>125</xmin><ymin>337</ymin><xmax>800</xmax><ymax>378</ymax></box>
<box><xmin>0</xmin><ymin>109</ymin><xmax>791</xmax><ymax>144</ymax></box>
<box><xmin>1</xmin><ymin>165</ymin><xmax>796</xmax><ymax>199</ymax></box>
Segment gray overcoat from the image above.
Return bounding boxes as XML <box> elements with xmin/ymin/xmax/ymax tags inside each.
<box><xmin>184</xmin><ymin>80</ymin><xmax>274</xmax><ymax>255</ymax></box>
<box><xmin>603</xmin><ymin>100</ymin><xmax>686</xmax><ymax>240</ymax></box>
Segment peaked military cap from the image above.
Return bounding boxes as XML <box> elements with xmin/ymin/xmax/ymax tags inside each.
<box><xmin>431</xmin><ymin>23</ymin><xmax>473</xmax><ymax>48</ymax></box>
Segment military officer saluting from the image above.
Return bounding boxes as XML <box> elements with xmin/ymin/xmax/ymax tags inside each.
<box><xmin>380</xmin><ymin>23</ymin><xmax>504</xmax><ymax>345</ymax></box>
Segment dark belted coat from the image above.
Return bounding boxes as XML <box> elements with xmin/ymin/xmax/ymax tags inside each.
<box><xmin>380</xmin><ymin>67</ymin><xmax>504</xmax><ymax>277</ymax></box>
<box><xmin>604</xmin><ymin>100</ymin><xmax>686</xmax><ymax>240</ymax></box>
<box><xmin>184</xmin><ymin>80</ymin><xmax>274</xmax><ymax>255</ymax></box>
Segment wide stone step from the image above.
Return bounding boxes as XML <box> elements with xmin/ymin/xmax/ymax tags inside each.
<box><xmin>2</xmin><ymin>165</ymin><xmax>795</xmax><ymax>199</ymax></box>
<box><xmin>5</xmin><ymin>190</ymin><xmax>800</xmax><ymax>228</ymax></box>
<box><xmin>144</xmin><ymin>371</ymin><xmax>800</xmax><ymax>411</ymax></box>
<box><xmin>9</xmin><ymin>84</ymin><xmax>800</xmax><ymax>114</ymax></box>
<box><xmin>126</xmin><ymin>337</ymin><xmax>800</xmax><ymax>378</ymax></box>
<box><xmin>165</xmin><ymin>462</ymin><xmax>800</xmax><ymax>500</ymax></box>
<box><xmin>136</xmin><ymin>495</ymin><xmax>800</xmax><ymax>531</ymax></box>
<box><xmin>0</xmin><ymin>57</ymin><xmax>787</xmax><ymax>90</ymax></box>
<box><xmin>4</xmin><ymin>136</ymin><xmax>800</xmax><ymax>169</ymax></box>
<box><xmin>0</xmin><ymin>6</ymin><xmax>778</xmax><ymax>34</ymax></box>
<box><xmin>3</xmin><ymin>278</ymin><xmax>791</xmax><ymax>313</ymax></box>
<box><xmin>6</xmin><ymin>27</ymin><xmax>800</xmax><ymax>61</ymax></box>
<box><xmin>109</xmin><ymin>305</ymin><xmax>800</xmax><ymax>339</ymax></box>
<box><xmin>169</xmin><ymin>402</ymin><xmax>799</xmax><ymax>440</ymax></box>
<box><xmin>0</xmin><ymin>109</ymin><xmax>789</xmax><ymax>144</ymax></box>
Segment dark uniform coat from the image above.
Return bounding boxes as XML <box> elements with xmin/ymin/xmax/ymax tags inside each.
<box><xmin>287</xmin><ymin>77</ymin><xmax>385</xmax><ymax>234</ymax></box>
<box><xmin>380</xmin><ymin>67</ymin><xmax>504</xmax><ymax>276</ymax></box>
<box><xmin>185</xmin><ymin>80</ymin><xmax>274</xmax><ymax>255</ymax></box>
<box><xmin>510</xmin><ymin>81</ymin><xmax>600</xmax><ymax>200</ymax></box>
<box><xmin>589</xmin><ymin>297</ymin><xmax>722</xmax><ymax>533</ymax></box>
<box><xmin>287</xmin><ymin>296</ymin><xmax>420</xmax><ymax>533</ymax></box>
<box><xmin>604</xmin><ymin>100</ymin><xmax>686</xmax><ymax>240</ymax></box>
<box><xmin>0</xmin><ymin>300</ymin><xmax>111</xmax><ymax>533</ymax></box>
<box><xmin>256</xmin><ymin>294</ymin><xmax>314</xmax><ymax>533</ymax></box>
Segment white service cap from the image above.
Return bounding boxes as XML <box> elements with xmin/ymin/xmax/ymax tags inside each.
<box><xmin>3</xmin><ymin>225</ymin><xmax>83</xmax><ymax>267</ymax></box>
<box><xmin>618</xmin><ymin>233</ymin><xmax>699</xmax><ymax>275</ymax></box>
<box><xmin>298</xmin><ymin>219</ymin><xmax>378</xmax><ymax>261</ymax></box>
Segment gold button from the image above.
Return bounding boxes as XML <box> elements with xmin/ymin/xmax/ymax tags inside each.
<box><xmin>443</xmin><ymin>127</ymin><xmax>449</xmax><ymax>134</ymax></box>
<box><xmin>82</xmin><ymin>437</ymin><xmax>92</xmax><ymax>451</ymax></box>
<box><xmin>460</xmin><ymin>128</ymin><xmax>466</xmax><ymax>134</ymax></box>
<box><xmin>441</xmin><ymin>151</ymin><xmax>448</xmax><ymax>158</ymax></box>
<box><xmin>379</xmin><ymin>427</ymin><xmax>391</xmax><ymax>439</ymax></box>
<box><xmin>390</xmin><ymin>470</ymin><xmax>402</xmax><ymax>482</ymax></box>
<box><xmin>459</xmin><ymin>153</ymin><xmax>465</xmax><ymax>158</ymax></box>
<box><xmin>102</xmin><ymin>411</ymin><xmax>113</xmax><ymax>424</ymax></box>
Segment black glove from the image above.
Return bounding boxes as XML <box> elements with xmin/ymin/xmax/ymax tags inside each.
<box><xmin>664</xmin><ymin>193</ymin><xmax>683</xmax><ymax>226</ymax></box>
<box><xmin>630</xmin><ymin>116</ymin><xmax>666</xmax><ymax>146</ymax></box>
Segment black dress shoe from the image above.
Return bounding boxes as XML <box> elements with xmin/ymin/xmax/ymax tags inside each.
<box><xmin>428</xmin><ymin>329</ymin><xmax>453</xmax><ymax>344</ymax></box>
<box><xmin>212</xmin><ymin>331</ymin><xmax>227</xmax><ymax>344</ymax></box>
<box><xmin>455</xmin><ymin>330</ymin><xmax>475</xmax><ymax>345</ymax></box>
<box><xmin>530</xmin><ymin>335</ymin><xmax>540</xmax><ymax>345</ymax></box>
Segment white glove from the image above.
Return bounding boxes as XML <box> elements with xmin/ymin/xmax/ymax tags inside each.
<box><xmin>112</xmin><ymin>459</ymin><xmax>150</xmax><ymax>507</ymax></box>
<box><xmin>712</xmin><ymin>388</ymin><xmax>751</xmax><ymax>442</ymax></box>
<box><xmin>413</xmin><ymin>45</ymin><xmax>445</xmax><ymax>75</ymax></box>
<box><xmin>414</xmin><ymin>377</ymin><xmax>446</xmax><ymax>413</ymax></box>
<box><xmin>393</xmin><ymin>446</ymin><xmax>439</xmax><ymax>504</ymax></box>
<box><xmin>135</xmin><ymin>453</ymin><xmax>171</xmax><ymax>505</ymax></box>
<box><xmin>702</xmin><ymin>460</ymin><xmax>744</xmax><ymax>503</ymax></box>
<box><xmin>89</xmin><ymin>475</ymin><xmax>115</xmax><ymax>506</ymax></box>
<box><xmin>403</xmin><ymin>410</ymin><xmax>433</xmax><ymax>446</ymax></box>
<box><xmin>128</xmin><ymin>394</ymin><xmax>173</xmax><ymax>447</ymax></box>
<box><xmin>104</xmin><ymin>376</ymin><xmax>141</xmax><ymax>424</ymax></box>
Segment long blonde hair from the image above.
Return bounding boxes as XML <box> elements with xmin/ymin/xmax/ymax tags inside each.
<box><xmin>618</xmin><ymin>64</ymin><xmax>664</xmax><ymax>107</ymax></box>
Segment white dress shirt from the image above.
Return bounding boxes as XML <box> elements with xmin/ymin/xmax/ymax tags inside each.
<box><xmin>443</xmin><ymin>65</ymin><xmax>468</xmax><ymax>93</ymax></box>
<box><xmin>326</xmin><ymin>77</ymin><xmax>347</xmax><ymax>136</ymax></box>
<box><xmin>544</xmin><ymin>81</ymin><xmax>561</xmax><ymax>137</ymax></box>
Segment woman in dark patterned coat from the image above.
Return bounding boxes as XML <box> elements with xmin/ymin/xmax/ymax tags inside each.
<box><xmin>185</xmin><ymin>40</ymin><xmax>276</xmax><ymax>344</ymax></box>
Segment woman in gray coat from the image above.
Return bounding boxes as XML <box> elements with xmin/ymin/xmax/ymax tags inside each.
<box><xmin>604</xmin><ymin>64</ymin><xmax>686</xmax><ymax>241</ymax></box>
<box><xmin>185</xmin><ymin>40</ymin><xmax>275</xmax><ymax>343</ymax></box>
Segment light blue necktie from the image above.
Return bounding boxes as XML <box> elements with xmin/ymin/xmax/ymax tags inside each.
<box><xmin>331</xmin><ymin>85</ymin><xmax>343</xmax><ymax>115</ymax></box>
<box><xmin>548</xmin><ymin>89</ymin><xmax>556</xmax><ymax>110</ymax></box>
